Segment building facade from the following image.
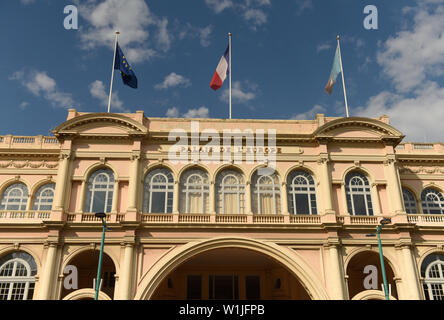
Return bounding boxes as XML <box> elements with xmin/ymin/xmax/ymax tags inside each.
<box><xmin>0</xmin><ymin>109</ymin><xmax>444</xmax><ymax>300</ymax></box>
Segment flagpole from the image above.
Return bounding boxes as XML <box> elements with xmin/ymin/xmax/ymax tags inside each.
<box><xmin>337</xmin><ymin>35</ymin><xmax>350</xmax><ymax>118</ymax></box>
<box><xmin>107</xmin><ymin>31</ymin><xmax>119</xmax><ymax>113</ymax></box>
<box><xmin>229</xmin><ymin>32</ymin><xmax>232</xmax><ymax>120</ymax></box>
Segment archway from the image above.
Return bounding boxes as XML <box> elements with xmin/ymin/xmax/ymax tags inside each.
<box><xmin>151</xmin><ymin>247</ymin><xmax>311</xmax><ymax>300</ymax></box>
<box><xmin>60</xmin><ymin>250</ymin><xmax>116</xmax><ymax>300</ymax></box>
<box><xmin>346</xmin><ymin>250</ymin><xmax>398</xmax><ymax>299</ymax></box>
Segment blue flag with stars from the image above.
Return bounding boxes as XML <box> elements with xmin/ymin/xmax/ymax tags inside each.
<box><xmin>114</xmin><ymin>42</ymin><xmax>137</xmax><ymax>89</ymax></box>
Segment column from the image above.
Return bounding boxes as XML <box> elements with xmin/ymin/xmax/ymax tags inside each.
<box><xmin>111</xmin><ymin>179</ymin><xmax>119</xmax><ymax>213</ymax></box>
<box><xmin>246</xmin><ymin>181</ymin><xmax>252</xmax><ymax>215</ymax></box>
<box><xmin>281</xmin><ymin>182</ymin><xmax>289</xmax><ymax>215</ymax></box>
<box><xmin>38</xmin><ymin>242</ymin><xmax>58</xmax><ymax>300</ymax></box>
<box><xmin>325</xmin><ymin>243</ymin><xmax>347</xmax><ymax>299</ymax></box>
<box><xmin>118</xmin><ymin>243</ymin><xmax>135</xmax><ymax>300</ymax></box>
<box><xmin>173</xmin><ymin>181</ymin><xmax>180</xmax><ymax>214</ymax></box>
<box><xmin>371</xmin><ymin>183</ymin><xmax>382</xmax><ymax>215</ymax></box>
<box><xmin>127</xmin><ymin>154</ymin><xmax>140</xmax><ymax>211</ymax></box>
<box><xmin>386</xmin><ymin>159</ymin><xmax>404</xmax><ymax>214</ymax></box>
<box><xmin>53</xmin><ymin>151</ymin><xmax>71</xmax><ymax>211</ymax></box>
<box><xmin>26</xmin><ymin>194</ymin><xmax>33</xmax><ymax>211</ymax></box>
<box><xmin>400</xmin><ymin>245</ymin><xmax>422</xmax><ymax>299</ymax></box>
<box><xmin>210</xmin><ymin>181</ymin><xmax>216</xmax><ymax>214</ymax></box>
<box><xmin>340</xmin><ymin>182</ymin><xmax>348</xmax><ymax>214</ymax></box>
<box><xmin>319</xmin><ymin>158</ymin><xmax>334</xmax><ymax>214</ymax></box>
<box><xmin>78</xmin><ymin>179</ymin><xmax>86</xmax><ymax>213</ymax></box>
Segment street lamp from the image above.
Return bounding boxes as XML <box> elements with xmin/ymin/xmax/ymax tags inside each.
<box><xmin>94</xmin><ymin>212</ymin><xmax>107</xmax><ymax>300</ymax></box>
<box><xmin>366</xmin><ymin>217</ymin><xmax>392</xmax><ymax>300</ymax></box>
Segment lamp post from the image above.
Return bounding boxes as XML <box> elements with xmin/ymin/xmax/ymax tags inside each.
<box><xmin>94</xmin><ymin>212</ymin><xmax>107</xmax><ymax>300</ymax></box>
<box><xmin>366</xmin><ymin>217</ymin><xmax>392</xmax><ymax>300</ymax></box>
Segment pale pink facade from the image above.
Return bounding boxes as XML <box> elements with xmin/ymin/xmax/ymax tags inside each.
<box><xmin>0</xmin><ymin>109</ymin><xmax>443</xmax><ymax>300</ymax></box>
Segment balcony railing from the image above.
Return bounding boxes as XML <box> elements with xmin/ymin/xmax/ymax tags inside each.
<box><xmin>406</xmin><ymin>214</ymin><xmax>444</xmax><ymax>225</ymax></box>
<box><xmin>0</xmin><ymin>210</ymin><xmax>51</xmax><ymax>222</ymax></box>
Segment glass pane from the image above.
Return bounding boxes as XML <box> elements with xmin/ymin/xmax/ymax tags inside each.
<box><xmin>295</xmin><ymin>194</ymin><xmax>309</xmax><ymax>214</ymax></box>
<box><xmin>353</xmin><ymin>195</ymin><xmax>367</xmax><ymax>215</ymax></box>
<box><xmin>151</xmin><ymin>192</ymin><xmax>166</xmax><ymax>213</ymax></box>
<box><xmin>245</xmin><ymin>276</ymin><xmax>261</xmax><ymax>300</ymax></box>
<box><xmin>92</xmin><ymin>191</ymin><xmax>106</xmax><ymax>213</ymax></box>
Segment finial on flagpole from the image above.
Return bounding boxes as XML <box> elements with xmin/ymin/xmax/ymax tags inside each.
<box><xmin>337</xmin><ymin>35</ymin><xmax>340</xmax><ymax>41</ymax></box>
<box><xmin>228</xmin><ymin>32</ymin><xmax>232</xmax><ymax>36</ymax></box>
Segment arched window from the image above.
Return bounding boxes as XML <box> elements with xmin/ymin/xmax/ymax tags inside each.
<box><xmin>32</xmin><ymin>183</ymin><xmax>55</xmax><ymax>211</ymax></box>
<box><xmin>421</xmin><ymin>188</ymin><xmax>444</xmax><ymax>214</ymax></box>
<box><xmin>0</xmin><ymin>252</ymin><xmax>37</xmax><ymax>300</ymax></box>
<box><xmin>143</xmin><ymin>168</ymin><xmax>174</xmax><ymax>213</ymax></box>
<box><xmin>345</xmin><ymin>172</ymin><xmax>373</xmax><ymax>216</ymax></box>
<box><xmin>287</xmin><ymin>170</ymin><xmax>317</xmax><ymax>215</ymax></box>
<box><xmin>402</xmin><ymin>188</ymin><xmax>418</xmax><ymax>214</ymax></box>
<box><xmin>0</xmin><ymin>183</ymin><xmax>28</xmax><ymax>211</ymax></box>
<box><xmin>84</xmin><ymin>168</ymin><xmax>114</xmax><ymax>213</ymax></box>
<box><xmin>179</xmin><ymin>168</ymin><xmax>210</xmax><ymax>214</ymax></box>
<box><xmin>251</xmin><ymin>171</ymin><xmax>281</xmax><ymax>214</ymax></box>
<box><xmin>421</xmin><ymin>253</ymin><xmax>444</xmax><ymax>300</ymax></box>
<box><xmin>215</xmin><ymin>169</ymin><xmax>245</xmax><ymax>214</ymax></box>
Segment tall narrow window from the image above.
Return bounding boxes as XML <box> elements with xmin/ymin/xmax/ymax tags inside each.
<box><xmin>0</xmin><ymin>183</ymin><xmax>28</xmax><ymax>211</ymax></box>
<box><xmin>345</xmin><ymin>172</ymin><xmax>373</xmax><ymax>216</ymax></box>
<box><xmin>421</xmin><ymin>188</ymin><xmax>444</xmax><ymax>214</ymax></box>
<box><xmin>0</xmin><ymin>252</ymin><xmax>36</xmax><ymax>300</ymax></box>
<box><xmin>143</xmin><ymin>168</ymin><xmax>174</xmax><ymax>213</ymax></box>
<box><xmin>421</xmin><ymin>253</ymin><xmax>444</xmax><ymax>300</ymax></box>
<box><xmin>32</xmin><ymin>183</ymin><xmax>55</xmax><ymax>211</ymax></box>
<box><xmin>179</xmin><ymin>168</ymin><xmax>210</xmax><ymax>214</ymax></box>
<box><xmin>287</xmin><ymin>170</ymin><xmax>317</xmax><ymax>215</ymax></box>
<box><xmin>251</xmin><ymin>171</ymin><xmax>281</xmax><ymax>214</ymax></box>
<box><xmin>84</xmin><ymin>168</ymin><xmax>114</xmax><ymax>213</ymax></box>
<box><xmin>216</xmin><ymin>169</ymin><xmax>245</xmax><ymax>214</ymax></box>
<box><xmin>402</xmin><ymin>188</ymin><xmax>418</xmax><ymax>214</ymax></box>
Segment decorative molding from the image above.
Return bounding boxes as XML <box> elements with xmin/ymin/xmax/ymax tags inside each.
<box><xmin>0</xmin><ymin>160</ymin><xmax>59</xmax><ymax>169</ymax></box>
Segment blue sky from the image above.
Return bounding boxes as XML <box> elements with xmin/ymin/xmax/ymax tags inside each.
<box><xmin>1</xmin><ymin>0</ymin><xmax>444</xmax><ymax>142</ymax></box>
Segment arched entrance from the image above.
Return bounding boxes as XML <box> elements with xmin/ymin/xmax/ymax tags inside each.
<box><xmin>152</xmin><ymin>248</ymin><xmax>310</xmax><ymax>300</ymax></box>
<box><xmin>60</xmin><ymin>250</ymin><xmax>116</xmax><ymax>300</ymax></box>
<box><xmin>135</xmin><ymin>237</ymin><xmax>329</xmax><ymax>300</ymax></box>
<box><xmin>346</xmin><ymin>250</ymin><xmax>398</xmax><ymax>300</ymax></box>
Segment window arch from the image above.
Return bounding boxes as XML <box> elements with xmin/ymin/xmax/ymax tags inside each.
<box><xmin>251</xmin><ymin>171</ymin><xmax>281</xmax><ymax>214</ymax></box>
<box><xmin>287</xmin><ymin>170</ymin><xmax>317</xmax><ymax>215</ymax></box>
<box><xmin>421</xmin><ymin>188</ymin><xmax>444</xmax><ymax>214</ymax></box>
<box><xmin>32</xmin><ymin>183</ymin><xmax>55</xmax><ymax>211</ymax></box>
<box><xmin>421</xmin><ymin>253</ymin><xmax>444</xmax><ymax>300</ymax></box>
<box><xmin>0</xmin><ymin>252</ymin><xmax>37</xmax><ymax>300</ymax></box>
<box><xmin>402</xmin><ymin>188</ymin><xmax>418</xmax><ymax>214</ymax></box>
<box><xmin>345</xmin><ymin>171</ymin><xmax>373</xmax><ymax>216</ymax></box>
<box><xmin>215</xmin><ymin>169</ymin><xmax>245</xmax><ymax>214</ymax></box>
<box><xmin>179</xmin><ymin>168</ymin><xmax>210</xmax><ymax>214</ymax></box>
<box><xmin>84</xmin><ymin>168</ymin><xmax>114</xmax><ymax>213</ymax></box>
<box><xmin>142</xmin><ymin>168</ymin><xmax>174</xmax><ymax>213</ymax></box>
<box><xmin>0</xmin><ymin>183</ymin><xmax>29</xmax><ymax>211</ymax></box>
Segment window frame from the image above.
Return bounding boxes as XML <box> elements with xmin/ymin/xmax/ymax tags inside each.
<box><xmin>143</xmin><ymin>168</ymin><xmax>174</xmax><ymax>213</ymax></box>
<box><xmin>84</xmin><ymin>168</ymin><xmax>115</xmax><ymax>213</ymax></box>
<box><xmin>215</xmin><ymin>170</ymin><xmax>245</xmax><ymax>214</ymax></box>
<box><xmin>0</xmin><ymin>183</ymin><xmax>29</xmax><ymax>211</ymax></box>
<box><xmin>180</xmin><ymin>169</ymin><xmax>210</xmax><ymax>214</ymax></box>
<box><xmin>424</xmin><ymin>258</ymin><xmax>444</xmax><ymax>300</ymax></box>
<box><xmin>32</xmin><ymin>183</ymin><xmax>55</xmax><ymax>211</ymax></box>
<box><xmin>287</xmin><ymin>170</ymin><xmax>318</xmax><ymax>215</ymax></box>
<box><xmin>421</xmin><ymin>188</ymin><xmax>444</xmax><ymax>214</ymax></box>
<box><xmin>402</xmin><ymin>187</ymin><xmax>418</xmax><ymax>214</ymax></box>
<box><xmin>0</xmin><ymin>257</ymin><xmax>35</xmax><ymax>300</ymax></box>
<box><xmin>345</xmin><ymin>172</ymin><xmax>374</xmax><ymax>216</ymax></box>
<box><xmin>252</xmin><ymin>171</ymin><xmax>281</xmax><ymax>215</ymax></box>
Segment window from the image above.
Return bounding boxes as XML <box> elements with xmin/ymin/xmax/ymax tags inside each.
<box><xmin>251</xmin><ymin>171</ymin><xmax>281</xmax><ymax>214</ymax></box>
<box><xmin>209</xmin><ymin>275</ymin><xmax>239</xmax><ymax>300</ymax></box>
<box><xmin>215</xmin><ymin>170</ymin><xmax>245</xmax><ymax>214</ymax></box>
<box><xmin>0</xmin><ymin>183</ymin><xmax>28</xmax><ymax>211</ymax></box>
<box><xmin>287</xmin><ymin>170</ymin><xmax>317</xmax><ymax>215</ymax></box>
<box><xmin>345</xmin><ymin>172</ymin><xmax>373</xmax><ymax>216</ymax></box>
<box><xmin>0</xmin><ymin>252</ymin><xmax>36</xmax><ymax>300</ymax></box>
<box><xmin>84</xmin><ymin>168</ymin><xmax>114</xmax><ymax>213</ymax></box>
<box><xmin>179</xmin><ymin>168</ymin><xmax>210</xmax><ymax>214</ymax></box>
<box><xmin>421</xmin><ymin>253</ymin><xmax>444</xmax><ymax>300</ymax></box>
<box><xmin>421</xmin><ymin>188</ymin><xmax>444</xmax><ymax>214</ymax></box>
<box><xmin>32</xmin><ymin>183</ymin><xmax>55</xmax><ymax>211</ymax></box>
<box><xmin>402</xmin><ymin>188</ymin><xmax>418</xmax><ymax>214</ymax></box>
<box><xmin>143</xmin><ymin>168</ymin><xmax>174</xmax><ymax>213</ymax></box>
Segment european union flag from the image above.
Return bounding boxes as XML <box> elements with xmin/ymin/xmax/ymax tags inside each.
<box><xmin>114</xmin><ymin>42</ymin><xmax>138</xmax><ymax>89</ymax></box>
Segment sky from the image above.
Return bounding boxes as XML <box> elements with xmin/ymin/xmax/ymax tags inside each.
<box><xmin>1</xmin><ymin>0</ymin><xmax>444</xmax><ymax>142</ymax></box>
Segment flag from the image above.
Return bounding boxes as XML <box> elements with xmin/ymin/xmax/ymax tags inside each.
<box><xmin>114</xmin><ymin>42</ymin><xmax>138</xmax><ymax>89</ymax></box>
<box><xmin>210</xmin><ymin>44</ymin><xmax>229</xmax><ymax>91</ymax></box>
<box><xmin>324</xmin><ymin>43</ymin><xmax>341</xmax><ymax>95</ymax></box>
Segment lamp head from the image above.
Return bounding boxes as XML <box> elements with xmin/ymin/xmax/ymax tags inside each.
<box><xmin>95</xmin><ymin>212</ymin><xmax>106</xmax><ymax>219</ymax></box>
<box><xmin>380</xmin><ymin>218</ymin><xmax>392</xmax><ymax>225</ymax></box>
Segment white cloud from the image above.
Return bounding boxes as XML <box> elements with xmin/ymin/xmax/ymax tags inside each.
<box><xmin>20</xmin><ymin>0</ymin><xmax>35</xmax><ymax>5</ymax></box>
<box><xmin>316</xmin><ymin>42</ymin><xmax>332</xmax><ymax>53</ymax></box>
<box><xmin>10</xmin><ymin>70</ymin><xmax>75</xmax><ymax>108</ymax></box>
<box><xmin>19</xmin><ymin>102</ymin><xmax>29</xmax><ymax>110</ymax></box>
<box><xmin>205</xmin><ymin>0</ymin><xmax>271</xmax><ymax>29</ymax></box>
<box><xmin>355</xmin><ymin>1</ymin><xmax>444</xmax><ymax>141</ymax></box>
<box><xmin>166</xmin><ymin>106</ymin><xmax>210</xmax><ymax>118</ymax></box>
<box><xmin>183</xmin><ymin>106</ymin><xmax>209</xmax><ymax>118</ymax></box>
<box><xmin>155</xmin><ymin>73</ymin><xmax>191</xmax><ymax>90</ymax></box>
<box><xmin>220</xmin><ymin>81</ymin><xmax>257</xmax><ymax>104</ymax></box>
<box><xmin>295</xmin><ymin>0</ymin><xmax>313</xmax><ymax>15</ymax></box>
<box><xmin>76</xmin><ymin>0</ymin><xmax>171</xmax><ymax>63</ymax></box>
<box><xmin>178</xmin><ymin>23</ymin><xmax>213</xmax><ymax>47</ymax></box>
<box><xmin>291</xmin><ymin>105</ymin><xmax>326</xmax><ymax>120</ymax></box>
<box><xmin>90</xmin><ymin>80</ymin><xmax>129</xmax><ymax>112</ymax></box>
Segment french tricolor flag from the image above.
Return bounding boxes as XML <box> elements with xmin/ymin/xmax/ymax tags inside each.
<box><xmin>210</xmin><ymin>45</ymin><xmax>230</xmax><ymax>91</ymax></box>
